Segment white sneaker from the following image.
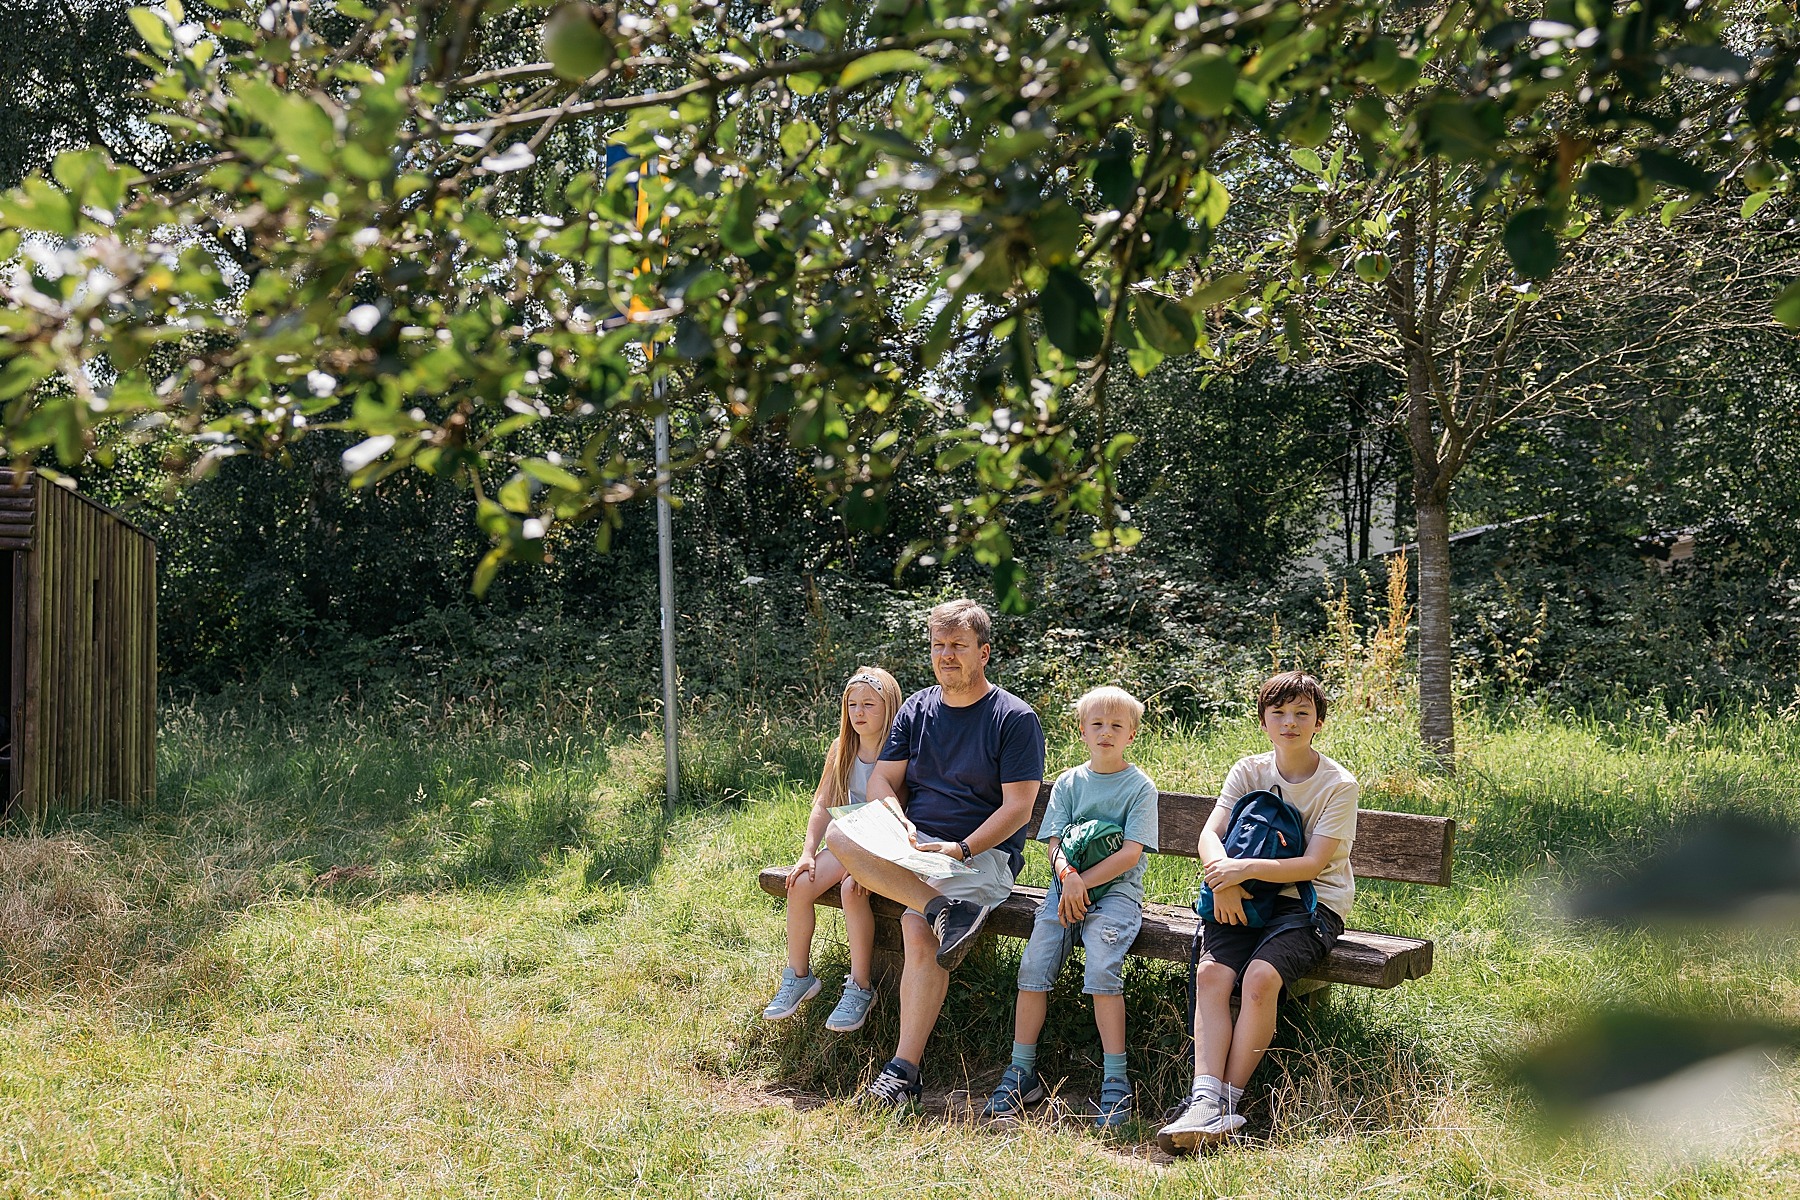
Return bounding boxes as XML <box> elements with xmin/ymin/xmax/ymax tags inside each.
<box><xmin>1155</xmin><ymin>1092</ymin><xmax>1245</xmax><ymax>1153</ymax></box>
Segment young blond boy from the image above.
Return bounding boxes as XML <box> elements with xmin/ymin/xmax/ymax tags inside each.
<box><xmin>1157</xmin><ymin>671</ymin><xmax>1358</xmax><ymax>1152</ymax></box>
<box><xmin>981</xmin><ymin>686</ymin><xmax>1159</xmax><ymax>1129</ymax></box>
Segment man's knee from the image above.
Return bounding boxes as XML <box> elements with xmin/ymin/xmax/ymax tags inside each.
<box><xmin>901</xmin><ymin>913</ymin><xmax>942</xmax><ymax>962</ymax></box>
<box><xmin>1241</xmin><ymin>960</ymin><xmax>1283</xmax><ymax>1006</ymax></box>
<box><xmin>1195</xmin><ymin>960</ymin><xmax>1237</xmax><ymax>996</ymax></box>
<box><xmin>823</xmin><ymin>824</ymin><xmax>852</xmax><ymax>860</ymax></box>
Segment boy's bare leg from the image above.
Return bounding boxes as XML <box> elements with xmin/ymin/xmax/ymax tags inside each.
<box><xmin>1013</xmin><ymin>989</ymin><xmax>1049</xmax><ymax>1047</ymax></box>
<box><xmin>1193</xmin><ymin>960</ymin><xmax>1238</xmax><ymax>1080</ymax></box>
<box><xmin>1222</xmin><ymin>960</ymin><xmax>1283</xmax><ymax>1088</ymax></box>
<box><xmin>823</xmin><ymin>825</ymin><xmax>941</xmax><ymax>912</ymax></box>
<box><xmin>1092</xmin><ymin>993</ymin><xmax>1127</xmax><ymax>1056</ymax></box>
<box><xmin>895</xmin><ymin>912</ymin><xmax>949</xmax><ymax>1066</ymax></box>
<box><xmin>785</xmin><ymin>854</ymin><xmax>848</xmax><ymax>975</ymax></box>
<box><xmin>841</xmin><ymin>876</ymin><xmax>875</xmax><ymax>989</ymax></box>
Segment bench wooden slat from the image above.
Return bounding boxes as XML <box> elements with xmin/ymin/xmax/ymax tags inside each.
<box><xmin>757</xmin><ymin>867</ymin><xmax>1434</xmax><ymax>990</ymax></box>
<box><xmin>1031</xmin><ymin>786</ymin><xmax>1456</xmax><ymax>887</ymax></box>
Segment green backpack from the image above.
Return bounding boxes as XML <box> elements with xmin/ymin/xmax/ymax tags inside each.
<box><xmin>1058</xmin><ymin>818</ymin><xmax>1127</xmax><ymax>901</ymax></box>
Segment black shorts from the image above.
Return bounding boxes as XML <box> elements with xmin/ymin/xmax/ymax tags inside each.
<box><xmin>1196</xmin><ymin>897</ymin><xmax>1345</xmax><ymax>993</ymax></box>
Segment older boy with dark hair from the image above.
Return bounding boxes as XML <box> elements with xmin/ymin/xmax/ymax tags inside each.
<box><xmin>1158</xmin><ymin>671</ymin><xmax>1358</xmax><ymax>1152</ymax></box>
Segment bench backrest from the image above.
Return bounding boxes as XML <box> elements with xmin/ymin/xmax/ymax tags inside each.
<box><xmin>1030</xmin><ymin>784</ymin><xmax>1455</xmax><ymax>886</ymax></box>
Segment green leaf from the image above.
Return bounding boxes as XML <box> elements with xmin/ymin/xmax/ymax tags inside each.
<box><xmin>1742</xmin><ymin>191</ymin><xmax>1774</xmax><ymax>219</ymax></box>
<box><xmin>721</xmin><ymin>181</ymin><xmax>761</xmax><ymax>256</ymax></box>
<box><xmin>1637</xmin><ymin>149</ymin><xmax>1720</xmax><ymax>195</ymax></box>
<box><xmin>838</xmin><ymin>49</ymin><xmax>930</xmax><ymax>88</ymax></box>
<box><xmin>1775</xmin><ymin>280</ymin><xmax>1800</xmax><ymax>330</ymax></box>
<box><xmin>0</xmin><ymin>177</ymin><xmax>78</xmax><ymax>236</ymax></box>
<box><xmin>1190</xmin><ymin>170</ymin><xmax>1229</xmax><ymax>228</ymax></box>
<box><xmin>1173</xmin><ymin>48</ymin><xmax>1238</xmax><ymax>116</ymax></box>
<box><xmin>521</xmin><ymin>458</ymin><xmax>584</xmax><ymax>491</ymax></box>
<box><xmin>498</xmin><ymin>473</ymin><xmax>533</xmax><ymax>514</ymax></box>
<box><xmin>273</xmin><ymin>99</ymin><xmax>337</xmax><ymax>175</ymax></box>
<box><xmin>1417</xmin><ymin>98</ymin><xmax>1500</xmax><ymax>161</ymax></box>
<box><xmin>1028</xmin><ymin>199</ymin><xmax>1085</xmax><ymax>266</ymax></box>
<box><xmin>1290</xmin><ymin>147</ymin><xmax>1324</xmax><ymax>177</ymax></box>
<box><xmin>1580</xmin><ymin>163</ymin><xmax>1640</xmax><ymax>208</ymax></box>
<box><xmin>1133</xmin><ymin>291</ymin><xmax>1196</xmax><ymax>355</ymax></box>
<box><xmin>1092</xmin><ymin>130</ymin><xmax>1136</xmax><ymax>208</ymax></box>
<box><xmin>471</xmin><ymin>547</ymin><xmax>505</xmax><ymax>597</ymax></box>
<box><xmin>128</xmin><ymin>7</ymin><xmax>173</xmax><ymax>55</ymax></box>
<box><xmin>1185</xmin><ymin>272</ymin><xmax>1249</xmax><ymax>310</ymax></box>
<box><xmin>1503</xmin><ymin>207</ymin><xmax>1560</xmax><ymax>280</ymax></box>
<box><xmin>1041</xmin><ymin>266</ymin><xmax>1104</xmax><ymax>359</ymax></box>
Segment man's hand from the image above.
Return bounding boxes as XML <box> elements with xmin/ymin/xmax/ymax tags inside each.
<box><xmin>1209</xmin><ymin>882</ymin><xmax>1248</xmax><ymax>925</ymax></box>
<box><xmin>1057</xmin><ymin>872</ymin><xmax>1091</xmax><ymax>926</ymax></box>
<box><xmin>787</xmin><ymin>851</ymin><xmax>818</xmax><ymax>888</ymax></box>
<box><xmin>1202</xmin><ymin>855</ymin><xmax>1255</xmax><ymax>891</ymax></box>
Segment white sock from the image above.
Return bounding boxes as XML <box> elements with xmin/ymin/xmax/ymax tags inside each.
<box><xmin>1222</xmin><ymin>1083</ymin><xmax>1244</xmax><ymax>1114</ymax></box>
<box><xmin>1191</xmin><ymin>1074</ymin><xmax>1223</xmax><ymax>1101</ymax></box>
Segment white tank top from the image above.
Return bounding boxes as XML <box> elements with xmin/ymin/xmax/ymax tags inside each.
<box><xmin>848</xmin><ymin>756</ymin><xmax>877</xmax><ymax>806</ymax></box>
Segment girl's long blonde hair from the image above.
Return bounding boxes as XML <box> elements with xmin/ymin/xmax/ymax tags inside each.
<box><xmin>823</xmin><ymin>665</ymin><xmax>904</xmax><ymax>805</ymax></box>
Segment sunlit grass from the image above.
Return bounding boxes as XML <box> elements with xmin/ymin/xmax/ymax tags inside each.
<box><xmin>2</xmin><ymin>696</ymin><xmax>1798</xmax><ymax>1196</ymax></box>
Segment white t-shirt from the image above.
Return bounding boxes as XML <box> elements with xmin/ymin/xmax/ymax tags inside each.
<box><xmin>1218</xmin><ymin>750</ymin><xmax>1358</xmax><ymax>917</ymax></box>
<box><xmin>848</xmin><ymin>756</ymin><xmax>877</xmax><ymax>806</ymax></box>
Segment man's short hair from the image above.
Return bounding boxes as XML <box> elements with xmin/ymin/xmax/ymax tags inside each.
<box><xmin>928</xmin><ymin>599</ymin><xmax>992</xmax><ymax>647</ymax></box>
<box><xmin>1075</xmin><ymin>686</ymin><xmax>1144</xmax><ymax>727</ymax></box>
<box><xmin>1257</xmin><ymin>671</ymin><xmax>1329</xmax><ymax>724</ymax></box>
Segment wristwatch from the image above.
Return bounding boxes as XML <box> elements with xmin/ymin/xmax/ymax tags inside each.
<box><xmin>958</xmin><ymin>839</ymin><xmax>973</xmax><ymax>862</ymax></box>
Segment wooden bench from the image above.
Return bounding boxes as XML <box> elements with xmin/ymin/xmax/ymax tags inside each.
<box><xmin>757</xmin><ymin>785</ymin><xmax>1455</xmax><ymax>995</ymax></box>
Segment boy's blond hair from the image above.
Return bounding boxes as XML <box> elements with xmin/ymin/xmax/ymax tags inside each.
<box><xmin>1074</xmin><ymin>685</ymin><xmax>1144</xmax><ymax>727</ymax></box>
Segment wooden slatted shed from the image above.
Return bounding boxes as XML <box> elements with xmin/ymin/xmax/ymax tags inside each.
<box><xmin>1</xmin><ymin>469</ymin><xmax>156</xmax><ymax>817</ymax></box>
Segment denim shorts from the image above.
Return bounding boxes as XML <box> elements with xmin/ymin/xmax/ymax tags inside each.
<box><xmin>1016</xmin><ymin>884</ymin><xmax>1143</xmax><ymax>996</ymax></box>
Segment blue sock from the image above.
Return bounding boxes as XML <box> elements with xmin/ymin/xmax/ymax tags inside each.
<box><xmin>889</xmin><ymin>1057</ymin><xmax>920</xmax><ymax>1082</ymax></box>
<box><xmin>1102</xmin><ymin>1050</ymin><xmax>1127</xmax><ymax>1080</ymax></box>
<box><xmin>1011</xmin><ymin>1041</ymin><xmax>1038</xmax><ymax>1074</ymax></box>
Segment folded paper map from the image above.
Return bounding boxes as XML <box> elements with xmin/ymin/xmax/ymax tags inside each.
<box><xmin>828</xmin><ymin>800</ymin><xmax>975</xmax><ymax>879</ymax></box>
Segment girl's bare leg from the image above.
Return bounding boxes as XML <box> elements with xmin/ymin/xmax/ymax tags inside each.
<box><xmin>785</xmin><ymin>853</ymin><xmax>849</xmax><ymax>975</ymax></box>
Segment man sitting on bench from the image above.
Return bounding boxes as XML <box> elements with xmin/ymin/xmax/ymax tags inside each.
<box><xmin>824</xmin><ymin>599</ymin><xmax>1045</xmax><ymax>1109</ymax></box>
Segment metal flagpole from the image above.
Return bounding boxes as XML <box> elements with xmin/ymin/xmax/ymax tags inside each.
<box><xmin>609</xmin><ymin>142</ymin><xmax>678</xmax><ymax>807</ymax></box>
<box><xmin>655</xmin><ymin>396</ymin><xmax>678</xmax><ymax>808</ymax></box>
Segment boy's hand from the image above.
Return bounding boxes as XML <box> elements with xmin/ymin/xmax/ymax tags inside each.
<box><xmin>1057</xmin><ymin>872</ymin><xmax>1091</xmax><ymax>925</ymax></box>
<box><xmin>1210</xmin><ymin>883</ymin><xmax>1248</xmax><ymax>924</ymax></box>
<box><xmin>787</xmin><ymin>852</ymin><xmax>818</xmax><ymax>887</ymax></box>
<box><xmin>1202</xmin><ymin>856</ymin><xmax>1255</xmax><ymax>891</ymax></box>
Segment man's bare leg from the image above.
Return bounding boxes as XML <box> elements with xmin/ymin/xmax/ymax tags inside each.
<box><xmin>895</xmin><ymin>912</ymin><xmax>950</xmax><ymax>1067</ymax></box>
<box><xmin>823</xmin><ymin>825</ymin><xmax>941</xmax><ymax>912</ymax></box>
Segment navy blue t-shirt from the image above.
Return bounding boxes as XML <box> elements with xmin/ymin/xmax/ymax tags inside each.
<box><xmin>879</xmin><ymin>685</ymin><xmax>1046</xmax><ymax>877</ymax></box>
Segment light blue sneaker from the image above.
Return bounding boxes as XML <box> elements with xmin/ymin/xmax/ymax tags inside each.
<box><xmin>824</xmin><ymin>980</ymin><xmax>876</xmax><ymax>1032</ymax></box>
<box><xmin>762</xmin><ymin>967</ymin><xmax>821</xmax><ymax>1020</ymax></box>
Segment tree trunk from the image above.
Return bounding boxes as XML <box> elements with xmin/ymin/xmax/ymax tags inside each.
<box><xmin>1413</xmin><ymin>487</ymin><xmax>1455</xmax><ymax>767</ymax></box>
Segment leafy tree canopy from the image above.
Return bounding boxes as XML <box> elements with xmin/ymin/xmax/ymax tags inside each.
<box><xmin>2</xmin><ymin>0</ymin><xmax>1797</xmax><ymax>606</ymax></box>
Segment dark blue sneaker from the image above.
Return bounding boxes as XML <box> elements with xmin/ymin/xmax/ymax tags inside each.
<box><xmin>927</xmin><ymin>897</ymin><xmax>992</xmax><ymax>969</ymax></box>
<box><xmin>1093</xmin><ymin>1075</ymin><xmax>1134</xmax><ymax>1129</ymax></box>
<box><xmin>862</xmin><ymin>1060</ymin><xmax>923</xmax><ymax>1109</ymax></box>
<box><xmin>981</xmin><ymin>1063</ymin><xmax>1045</xmax><ymax>1119</ymax></box>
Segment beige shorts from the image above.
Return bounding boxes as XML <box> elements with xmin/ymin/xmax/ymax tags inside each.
<box><xmin>903</xmin><ymin>847</ymin><xmax>1016</xmax><ymax>917</ymax></box>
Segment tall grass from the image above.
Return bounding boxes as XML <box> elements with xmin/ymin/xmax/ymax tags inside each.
<box><xmin>2</xmin><ymin>691</ymin><xmax>1799</xmax><ymax>1196</ymax></box>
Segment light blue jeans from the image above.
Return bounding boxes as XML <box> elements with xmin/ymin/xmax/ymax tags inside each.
<box><xmin>1016</xmin><ymin>884</ymin><xmax>1142</xmax><ymax>996</ymax></box>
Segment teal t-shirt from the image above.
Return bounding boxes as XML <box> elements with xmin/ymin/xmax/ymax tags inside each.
<box><xmin>1035</xmin><ymin>763</ymin><xmax>1160</xmax><ymax>906</ymax></box>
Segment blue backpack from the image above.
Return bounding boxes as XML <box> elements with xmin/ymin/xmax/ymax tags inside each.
<box><xmin>1195</xmin><ymin>787</ymin><xmax>1316</xmax><ymax>929</ymax></box>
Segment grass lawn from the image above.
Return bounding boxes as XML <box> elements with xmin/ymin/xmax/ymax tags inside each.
<box><xmin>3</xmin><ymin>696</ymin><xmax>1799</xmax><ymax>1198</ymax></box>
